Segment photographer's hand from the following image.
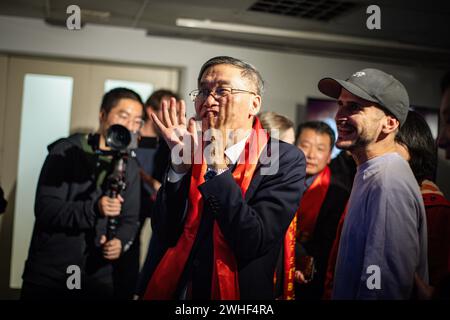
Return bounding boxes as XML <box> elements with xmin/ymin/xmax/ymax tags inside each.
<box><xmin>98</xmin><ymin>195</ymin><xmax>124</xmax><ymax>217</ymax></box>
<box><xmin>100</xmin><ymin>236</ymin><xmax>122</xmax><ymax>260</ymax></box>
<box><xmin>151</xmin><ymin>98</ymin><xmax>198</xmax><ymax>174</ymax></box>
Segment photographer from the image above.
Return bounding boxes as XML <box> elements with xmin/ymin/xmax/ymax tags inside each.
<box><xmin>21</xmin><ymin>88</ymin><xmax>142</xmax><ymax>299</ymax></box>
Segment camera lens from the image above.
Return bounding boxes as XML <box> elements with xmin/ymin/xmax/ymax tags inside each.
<box><xmin>106</xmin><ymin>124</ymin><xmax>131</xmax><ymax>151</ymax></box>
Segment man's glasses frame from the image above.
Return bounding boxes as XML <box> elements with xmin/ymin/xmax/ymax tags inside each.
<box><xmin>189</xmin><ymin>87</ymin><xmax>256</xmax><ymax>102</ymax></box>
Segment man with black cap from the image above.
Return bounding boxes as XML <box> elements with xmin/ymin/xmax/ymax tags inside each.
<box><xmin>318</xmin><ymin>68</ymin><xmax>428</xmax><ymax>299</ymax></box>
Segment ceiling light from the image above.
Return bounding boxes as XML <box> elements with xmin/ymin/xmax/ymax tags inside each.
<box><xmin>176</xmin><ymin>18</ymin><xmax>449</xmax><ymax>54</ymax></box>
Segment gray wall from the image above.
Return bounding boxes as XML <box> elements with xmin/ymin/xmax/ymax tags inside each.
<box><xmin>0</xmin><ymin>15</ymin><xmax>445</xmax><ymax>120</ymax></box>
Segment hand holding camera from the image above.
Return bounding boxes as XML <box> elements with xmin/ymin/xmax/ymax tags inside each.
<box><xmin>98</xmin><ymin>194</ymin><xmax>124</xmax><ymax>217</ymax></box>
<box><xmin>99</xmin><ymin>235</ymin><xmax>122</xmax><ymax>260</ymax></box>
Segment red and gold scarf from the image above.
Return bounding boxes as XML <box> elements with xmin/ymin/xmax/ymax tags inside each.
<box><xmin>279</xmin><ymin>214</ymin><xmax>297</xmax><ymax>300</ymax></box>
<box><xmin>279</xmin><ymin>166</ymin><xmax>331</xmax><ymax>300</ymax></box>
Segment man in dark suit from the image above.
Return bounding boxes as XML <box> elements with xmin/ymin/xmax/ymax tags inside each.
<box><xmin>140</xmin><ymin>56</ymin><xmax>306</xmax><ymax>300</ymax></box>
<box><xmin>293</xmin><ymin>121</ymin><xmax>350</xmax><ymax>299</ymax></box>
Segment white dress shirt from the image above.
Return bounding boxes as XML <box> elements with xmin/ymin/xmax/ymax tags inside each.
<box><xmin>167</xmin><ymin>133</ymin><xmax>250</xmax><ymax>183</ymax></box>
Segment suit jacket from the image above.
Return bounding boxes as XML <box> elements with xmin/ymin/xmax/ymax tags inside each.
<box><xmin>149</xmin><ymin>138</ymin><xmax>306</xmax><ymax>299</ymax></box>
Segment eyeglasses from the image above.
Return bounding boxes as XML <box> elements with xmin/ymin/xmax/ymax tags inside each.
<box><xmin>189</xmin><ymin>87</ymin><xmax>256</xmax><ymax>102</ymax></box>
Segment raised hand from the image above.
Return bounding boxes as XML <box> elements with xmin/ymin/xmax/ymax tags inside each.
<box><xmin>151</xmin><ymin>97</ymin><xmax>198</xmax><ymax>174</ymax></box>
<box><xmin>204</xmin><ymin>112</ymin><xmax>228</xmax><ymax>169</ymax></box>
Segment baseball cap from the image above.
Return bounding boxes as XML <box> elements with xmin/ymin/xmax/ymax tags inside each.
<box><xmin>318</xmin><ymin>68</ymin><xmax>409</xmax><ymax>126</ymax></box>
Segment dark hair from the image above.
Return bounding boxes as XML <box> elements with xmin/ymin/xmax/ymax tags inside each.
<box><xmin>296</xmin><ymin>121</ymin><xmax>336</xmax><ymax>150</ymax></box>
<box><xmin>395</xmin><ymin>110</ymin><xmax>437</xmax><ymax>184</ymax></box>
<box><xmin>144</xmin><ymin>89</ymin><xmax>180</xmax><ymax>120</ymax></box>
<box><xmin>441</xmin><ymin>71</ymin><xmax>450</xmax><ymax>94</ymax></box>
<box><xmin>100</xmin><ymin>87</ymin><xmax>143</xmax><ymax>115</ymax></box>
<box><xmin>197</xmin><ymin>56</ymin><xmax>264</xmax><ymax>95</ymax></box>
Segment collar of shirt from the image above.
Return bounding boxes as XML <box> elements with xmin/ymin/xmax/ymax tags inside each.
<box><xmin>224</xmin><ymin>132</ymin><xmax>251</xmax><ymax>165</ymax></box>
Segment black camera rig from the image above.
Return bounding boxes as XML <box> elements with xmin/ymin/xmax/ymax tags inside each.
<box><xmin>88</xmin><ymin>124</ymin><xmax>138</xmax><ymax>240</ymax></box>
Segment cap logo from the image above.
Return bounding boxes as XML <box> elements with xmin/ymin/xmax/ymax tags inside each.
<box><xmin>353</xmin><ymin>71</ymin><xmax>366</xmax><ymax>77</ymax></box>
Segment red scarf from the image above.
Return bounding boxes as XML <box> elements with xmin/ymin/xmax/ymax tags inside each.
<box><xmin>144</xmin><ymin>118</ymin><xmax>268</xmax><ymax>300</ymax></box>
<box><xmin>420</xmin><ymin>180</ymin><xmax>450</xmax><ymax>286</ymax></box>
<box><xmin>421</xmin><ymin>180</ymin><xmax>450</xmax><ymax>207</ymax></box>
<box><xmin>296</xmin><ymin>166</ymin><xmax>331</xmax><ymax>243</ymax></box>
<box><xmin>277</xmin><ymin>166</ymin><xmax>331</xmax><ymax>300</ymax></box>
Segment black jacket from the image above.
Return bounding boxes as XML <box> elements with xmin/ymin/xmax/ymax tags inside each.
<box><xmin>22</xmin><ymin>134</ymin><xmax>140</xmax><ymax>292</ymax></box>
<box><xmin>294</xmin><ymin>169</ymin><xmax>351</xmax><ymax>299</ymax></box>
<box><xmin>147</xmin><ymin>139</ymin><xmax>306</xmax><ymax>300</ymax></box>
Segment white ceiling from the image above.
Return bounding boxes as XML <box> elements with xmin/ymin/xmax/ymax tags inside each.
<box><xmin>1</xmin><ymin>0</ymin><xmax>450</xmax><ymax>67</ymax></box>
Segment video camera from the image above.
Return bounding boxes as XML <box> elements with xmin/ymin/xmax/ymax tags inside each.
<box><xmin>88</xmin><ymin>124</ymin><xmax>138</xmax><ymax>240</ymax></box>
<box><xmin>88</xmin><ymin>124</ymin><xmax>138</xmax><ymax>156</ymax></box>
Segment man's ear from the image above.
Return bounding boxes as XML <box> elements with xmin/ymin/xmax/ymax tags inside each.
<box><xmin>382</xmin><ymin>115</ymin><xmax>400</xmax><ymax>134</ymax></box>
<box><xmin>249</xmin><ymin>95</ymin><xmax>262</xmax><ymax>116</ymax></box>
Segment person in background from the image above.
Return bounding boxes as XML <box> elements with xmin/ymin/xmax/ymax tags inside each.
<box><xmin>319</xmin><ymin>68</ymin><xmax>428</xmax><ymax>299</ymax></box>
<box><xmin>435</xmin><ymin>70</ymin><xmax>450</xmax><ymax>298</ymax></box>
<box><xmin>116</xmin><ymin>89</ymin><xmax>180</xmax><ymax>299</ymax></box>
<box><xmin>438</xmin><ymin>71</ymin><xmax>450</xmax><ymax>159</ymax></box>
<box><xmin>134</xmin><ymin>89</ymin><xmax>181</xmax><ymax>298</ymax></box>
<box><xmin>293</xmin><ymin>121</ymin><xmax>349</xmax><ymax>300</ymax></box>
<box><xmin>396</xmin><ymin>110</ymin><xmax>450</xmax><ymax>299</ymax></box>
<box><xmin>258</xmin><ymin>111</ymin><xmax>297</xmax><ymax>300</ymax></box>
<box><xmin>329</xmin><ymin>150</ymin><xmax>356</xmax><ymax>194</ymax></box>
<box><xmin>21</xmin><ymin>88</ymin><xmax>142</xmax><ymax>299</ymax></box>
<box><xmin>139</xmin><ymin>89</ymin><xmax>181</xmax><ymax>198</ymax></box>
<box><xmin>259</xmin><ymin>111</ymin><xmax>296</xmax><ymax>144</ymax></box>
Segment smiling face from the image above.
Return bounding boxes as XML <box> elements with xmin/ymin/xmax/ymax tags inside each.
<box><xmin>194</xmin><ymin>64</ymin><xmax>261</xmax><ymax>131</ymax></box>
<box><xmin>334</xmin><ymin>88</ymin><xmax>388</xmax><ymax>153</ymax></box>
<box><xmin>296</xmin><ymin>128</ymin><xmax>332</xmax><ymax>177</ymax></box>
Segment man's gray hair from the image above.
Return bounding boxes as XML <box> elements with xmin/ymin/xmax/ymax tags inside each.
<box><xmin>197</xmin><ymin>56</ymin><xmax>264</xmax><ymax>95</ymax></box>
